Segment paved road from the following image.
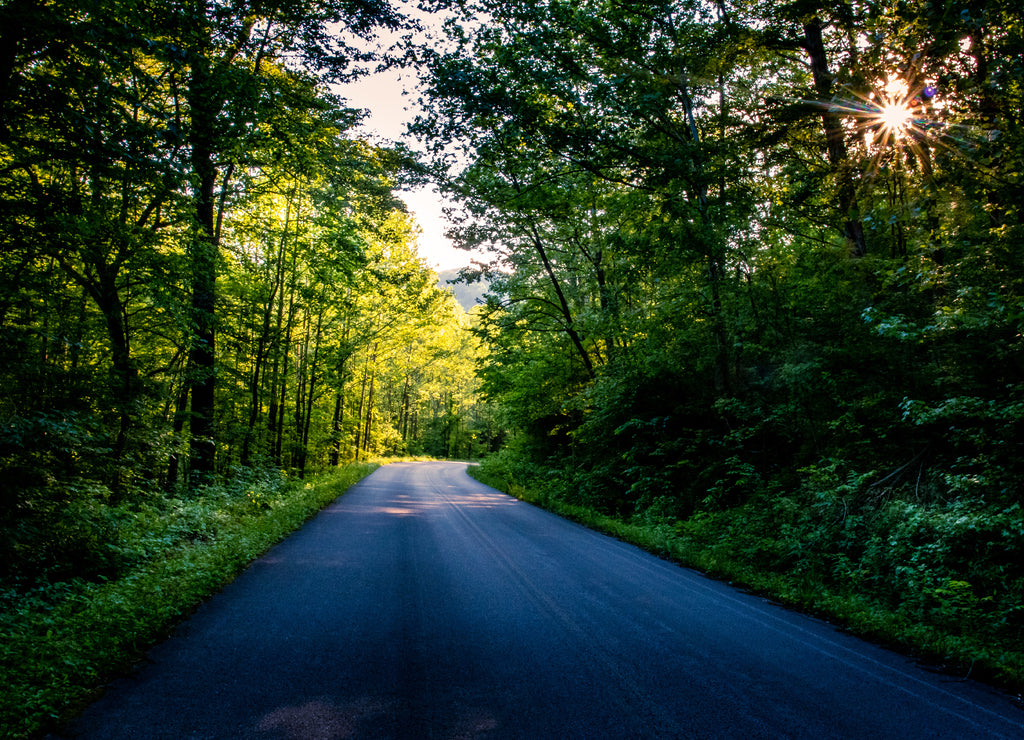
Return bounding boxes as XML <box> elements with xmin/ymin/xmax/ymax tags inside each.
<box><xmin>60</xmin><ymin>462</ymin><xmax>1023</xmax><ymax>739</ymax></box>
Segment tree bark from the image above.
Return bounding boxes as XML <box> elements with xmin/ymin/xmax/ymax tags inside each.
<box><xmin>329</xmin><ymin>390</ymin><xmax>344</xmax><ymax>466</ymax></box>
<box><xmin>185</xmin><ymin>24</ymin><xmax>218</xmax><ymax>480</ymax></box>
<box><xmin>527</xmin><ymin>222</ymin><xmax>595</xmax><ymax>377</ymax></box>
<box><xmin>363</xmin><ymin>370</ymin><xmax>375</xmax><ymax>458</ymax></box>
<box><xmin>183</xmin><ymin>0</ymin><xmax>256</xmax><ymax>480</ymax></box>
<box><xmin>803</xmin><ymin>17</ymin><xmax>867</xmax><ymax>257</ymax></box>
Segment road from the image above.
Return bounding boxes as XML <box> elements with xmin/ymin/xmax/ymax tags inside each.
<box><xmin>60</xmin><ymin>461</ymin><xmax>1023</xmax><ymax>739</ymax></box>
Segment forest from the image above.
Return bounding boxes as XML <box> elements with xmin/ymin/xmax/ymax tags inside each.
<box><xmin>0</xmin><ymin>0</ymin><xmax>501</xmax><ymax>589</ymax></box>
<box><xmin>415</xmin><ymin>0</ymin><xmax>1024</xmax><ymax>689</ymax></box>
<box><xmin>1</xmin><ymin>0</ymin><xmax>1023</xmax><ymax>732</ymax></box>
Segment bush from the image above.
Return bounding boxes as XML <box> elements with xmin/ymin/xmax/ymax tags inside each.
<box><xmin>0</xmin><ymin>462</ymin><xmax>378</xmax><ymax>740</ymax></box>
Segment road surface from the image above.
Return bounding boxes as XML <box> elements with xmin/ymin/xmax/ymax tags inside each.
<box><xmin>59</xmin><ymin>461</ymin><xmax>1024</xmax><ymax>738</ymax></box>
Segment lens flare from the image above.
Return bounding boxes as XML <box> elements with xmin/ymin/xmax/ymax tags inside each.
<box><xmin>806</xmin><ymin>75</ymin><xmax>951</xmax><ymax>180</ymax></box>
<box><xmin>879</xmin><ymin>100</ymin><xmax>913</xmax><ymax>136</ymax></box>
<box><xmin>805</xmin><ymin>72</ymin><xmax>993</xmax><ymax>181</ymax></box>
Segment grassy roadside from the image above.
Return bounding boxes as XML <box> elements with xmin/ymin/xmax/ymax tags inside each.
<box><xmin>0</xmin><ymin>462</ymin><xmax>380</xmax><ymax>740</ymax></box>
<box><xmin>467</xmin><ymin>464</ymin><xmax>1024</xmax><ymax>698</ymax></box>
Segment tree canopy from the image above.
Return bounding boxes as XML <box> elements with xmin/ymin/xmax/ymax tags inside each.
<box><xmin>2</xmin><ymin>0</ymin><xmax>1023</xmax><ymax>693</ymax></box>
<box><xmin>414</xmin><ymin>0</ymin><xmax>1024</xmax><ymax>669</ymax></box>
<box><xmin>0</xmin><ymin>0</ymin><xmax>495</xmax><ymax>587</ymax></box>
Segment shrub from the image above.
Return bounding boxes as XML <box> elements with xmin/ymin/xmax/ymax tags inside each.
<box><xmin>0</xmin><ymin>462</ymin><xmax>378</xmax><ymax>739</ymax></box>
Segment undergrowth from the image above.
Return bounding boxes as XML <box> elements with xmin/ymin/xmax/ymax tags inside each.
<box><xmin>469</xmin><ymin>450</ymin><xmax>1024</xmax><ymax>697</ymax></box>
<box><xmin>0</xmin><ymin>461</ymin><xmax>379</xmax><ymax>740</ymax></box>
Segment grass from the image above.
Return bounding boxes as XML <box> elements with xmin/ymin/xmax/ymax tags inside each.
<box><xmin>0</xmin><ymin>462</ymin><xmax>379</xmax><ymax>740</ymax></box>
<box><xmin>5</xmin><ymin>456</ymin><xmax>1018</xmax><ymax>737</ymax></box>
<box><xmin>467</xmin><ymin>464</ymin><xmax>1024</xmax><ymax>697</ymax></box>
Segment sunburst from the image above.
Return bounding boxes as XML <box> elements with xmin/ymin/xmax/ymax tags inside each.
<box><xmin>800</xmin><ymin>71</ymin><xmax>1002</xmax><ymax>198</ymax></box>
<box><xmin>813</xmin><ymin>77</ymin><xmax>944</xmax><ymax>176</ymax></box>
<box><xmin>878</xmin><ymin>100</ymin><xmax>913</xmax><ymax>137</ymax></box>
<box><xmin>868</xmin><ymin>77</ymin><xmax>922</xmax><ymax>148</ymax></box>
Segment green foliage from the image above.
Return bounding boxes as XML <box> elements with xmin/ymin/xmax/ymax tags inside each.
<box><xmin>3</xmin><ymin>0</ymin><xmax>1024</xmax><ymax>719</ymax></box>
<box><xmin>0</xmin><ymin>462</ymin><xmax>378</xmax><ymax>740</ymax></box>
<box><xmin>0</xmin><ymin>0</ymin><xmax>497</xmax><ymax>621</ymax></box>
<box><xmin>441</xmin><ymin>0</ymin><xmax>1024</xmax><ymax>694</ymax></box>
<box><xmin>0</xmin><ymin>411</ymin><xmax>122</xmax><ymax>583</ymax></box>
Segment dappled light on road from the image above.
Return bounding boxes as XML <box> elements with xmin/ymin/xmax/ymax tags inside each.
<box><xmin>257</xmin><ymin>696</ymin><xmax>498</xmax><ymax>740</ymax></box>
<box><xmin>258</xmin><ymin>699</ymin><xmax>386</xmax><ymax>739</ymax></box>
<box><xmin>338</xmin><ymin>471</ymin><xmax>520</xmax><ymax>518</ymax></box>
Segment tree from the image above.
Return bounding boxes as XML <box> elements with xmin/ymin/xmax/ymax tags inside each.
<box><xmin>0</xmin><ymin>0</ymin><xmax>496</xmax><ymax>585</ymax></box>
<box><xmin>1</xmin><ymin>0</ymin><xmax>191</xmax><ymax>484</ymax></box>
<box><xmin>166</xmin><ymin>0</ymin><xmax>405</xmax><ymax>479</ymax></box>
<box><xmin>419</xmin><ymin>0</ymin><xmax>1024</xmax><ymax>516</ymax></box>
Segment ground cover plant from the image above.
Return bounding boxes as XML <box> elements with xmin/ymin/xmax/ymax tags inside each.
<box><xmin>470</xmin><ymin>451</ymin><xmax>1024</xmax><ymax>696</ymax></box>
<box><xmin>0</xmin><ymin>462</ymin><xmax>379</xmax><ymax>739</ymax></box>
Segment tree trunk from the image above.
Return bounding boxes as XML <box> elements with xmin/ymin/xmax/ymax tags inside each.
<box><xmin>186</xmin><ymin>45</ymin><xmax>218</xmax><ymax>481</ymax></box>
<box><xmin>94</xmin><ymin>271</ymin><xmax>134</xmax><ymax>460</ymax></box>
<box><xmin>527</xmin><ymin>222</ymin><xmax>595</xmax><ymax>377</ymax></box>
<box><xmin>275</xmin><ymin>306</ymin><xmax>292</xmax><ymax>465</ymax></box>
<box><xmin>803</xmin><ymin>18</ymin><xmax>867</xmax><ymax>257</ymax></box>
<box><xmin>166</xmin><ymin>379</ymin><xmax>191</xmax><ymax>489</ymax></box>
<box><xmin>293</xmin><ymin>310</ymin><xmax>310</xmax><ymax>471</ymax></box>
<box><xmin>242</xmin><ymin>188</ymin><xmax>294</xmax><ymax>466</ymax></box>
<box><xmin>401</xmin><ymin>371</ymin><xmax>411</xmax><ymax>442</ymax></box>
<box><xmin>353</xmin><ymin>352</ymin><xmax>370</xmax><ymax>461</ymax></box>
<box><xmin>363</xmin><ymin>370</ymin><xmax>375</xmax><ymax>458</ymax></box>
<box><xmin>183</xmin><ymin>0</ymin><xmax>255</xmax><ymax>480</ymax></box>
<box><xmin>295</xmin><ymin>309</ymin><xmax>322</xmax><ymax>478</ymax></box>
<box><xmin>329</xmin><ymin>390</ymin><xmax>344</xmax><ymax>466</ymax></box>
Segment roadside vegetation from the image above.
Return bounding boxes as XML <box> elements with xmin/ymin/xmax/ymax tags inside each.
<box><xmin>4</xmin><ymin>0</ymin><xmax>1024</xmax><ymax>733</ymax></box>
<box><xmin>470</xmin><ymin>451</ymin><xmax>1024</xmax><ymax>695</ymax></box>
<box><xmin>0</xmin><ymin>462</ymin><xmax>380</xmax><ymax>740</ymax></box>
<box><xmin>1</xmin><ymin>4</ymin><xmax>497</xmax><ymax>736</ymax></box>
<box><xmin>430</xmin><ymin>0</ymin><xmax>1024</xmax><ymax>699</ymax></box>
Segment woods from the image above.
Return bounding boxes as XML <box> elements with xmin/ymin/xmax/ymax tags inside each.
<box><xmin>2</xmin><ymin>0</ymin><xmax>1024</xmax><ymax>731</ymax></box>
<box><xmin>418</xmin><ymin>0</ymin><xmax>1024</xmax><ymax>684</ymax></box>
<box><xmin>0</xmin><ymin>0</ymin><xmax>492</xmax><ymax>591</ymax></box>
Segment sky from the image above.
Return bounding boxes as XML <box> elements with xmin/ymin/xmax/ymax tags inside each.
<box><xmin>340</xmin><ymin>68</ymin><xmax>471</xmax><ymax>272</ymax></box>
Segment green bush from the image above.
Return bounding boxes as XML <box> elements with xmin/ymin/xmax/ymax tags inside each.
<box><xmin>480</xmin><ymin>442</ymin><xmax>1024</xmax><ymax>692</ymax></box>
<box><xmin>0</xmin><ymin>462</ymin><xmax>378</xmax><ymax>740</ymax></box>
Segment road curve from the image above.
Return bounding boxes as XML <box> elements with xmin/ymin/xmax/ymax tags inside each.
<box><xmin>59</xmin><ymin>461</ymin><xmax>1023</xmax><ymax>739</ymax></box>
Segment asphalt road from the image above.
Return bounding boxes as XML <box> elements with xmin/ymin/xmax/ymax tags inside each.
<box><xmin>60</xmin><ymin>461</ymin><xmax>1023</xmax><ymax>739</ymax></box>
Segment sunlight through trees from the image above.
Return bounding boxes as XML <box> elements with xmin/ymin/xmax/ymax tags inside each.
<box><xmin>0</xmin><ymin>0</ymin><xmax>494</xmax><ymax>588</ymax></box>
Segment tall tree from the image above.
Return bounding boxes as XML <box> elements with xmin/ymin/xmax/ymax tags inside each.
<box><xmin>168</xmin><ymin>0</ymin><xmax>405</xmax><ymax>479</ymax></box>
<box><xmin>419</xmin><ymin>0</ymin><xmax>1024</xmax><ymax>516</ymax></box>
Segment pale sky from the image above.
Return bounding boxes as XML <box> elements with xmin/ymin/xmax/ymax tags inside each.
<box><xmin>341</xmin><ymin>68</ymin><xmax>470</xmax><ymax>272</ymax></box>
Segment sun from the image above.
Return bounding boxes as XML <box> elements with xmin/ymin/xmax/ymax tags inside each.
<box><xmin>806</xmin><ymin>73</ymin><xmax>978</xmax><ymax>180</ymax></box>
<box><xmin>878</xmin><ymin>100</ymin><xmax>913</xmax><ymax>136</ymax></box>
<box><xmin>872</xmin><ymin>76</ymin><xmax>916</xmax><ymax>140</ymax></box>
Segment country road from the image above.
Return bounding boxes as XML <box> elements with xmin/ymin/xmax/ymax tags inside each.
<box><xmin>59</xmin><ymin>461</ymin><xmax>1024</xmax><ymax>739</ymax></box>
